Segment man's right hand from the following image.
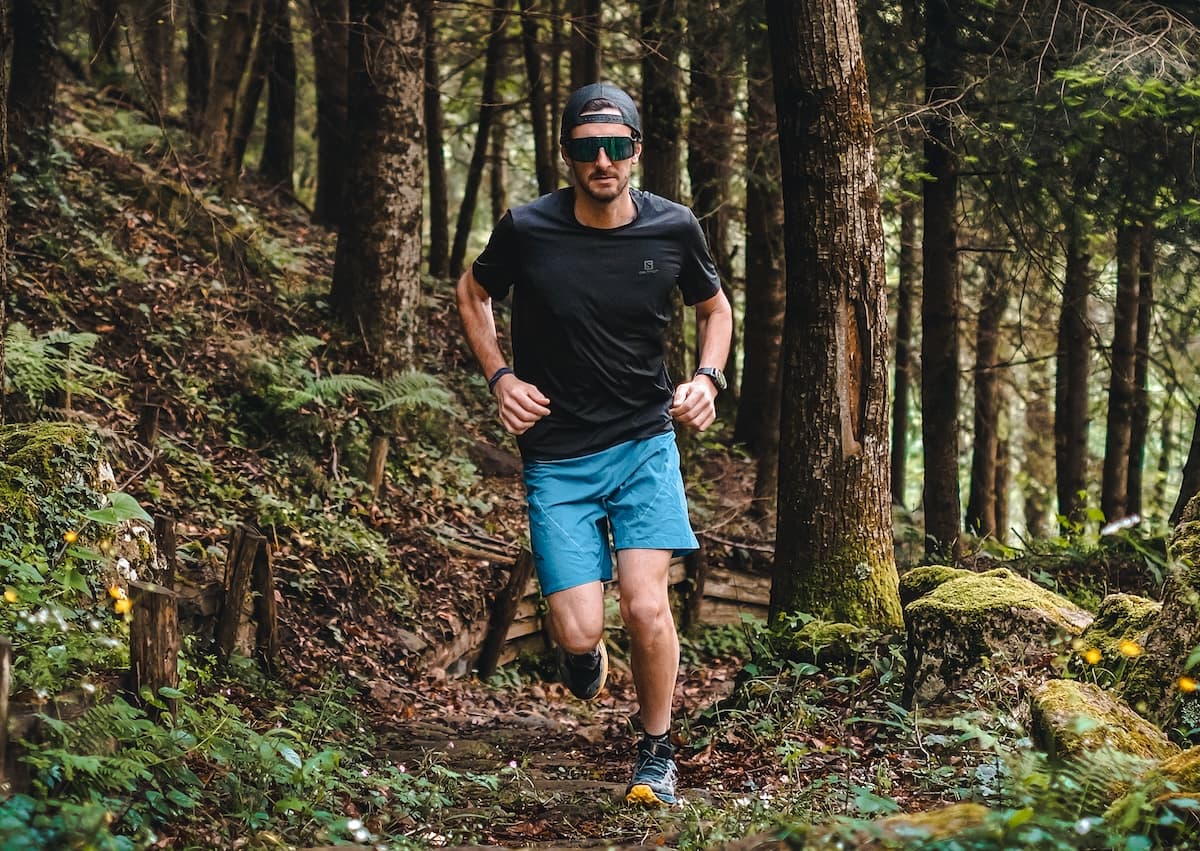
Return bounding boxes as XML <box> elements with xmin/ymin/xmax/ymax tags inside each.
<box><xmin>493</xmin><ymin>374</ymin><xmax>550</xmax><ymax>435</ymax></box>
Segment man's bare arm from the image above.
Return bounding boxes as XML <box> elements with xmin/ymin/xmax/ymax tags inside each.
<box><xmin>670</xmin><ymin>289</ymin><xmax>733</xmax><ymax>431</ymax></box>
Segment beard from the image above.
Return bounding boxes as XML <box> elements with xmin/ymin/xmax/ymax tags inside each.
<box><xmin>575</xmin><ymin>166</ymin><xmax>630</xmax><ymax>203</ymax></box>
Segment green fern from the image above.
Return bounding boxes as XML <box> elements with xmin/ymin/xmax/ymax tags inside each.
<box><xmin>2</xmin><ymin>323</ymin><xmax>123</xmax><ymax>411</ymax></box>
<box><xmin>372</xmin><ymin>371</ymin><xmax>457</xmax><ymax>415</ymax></box>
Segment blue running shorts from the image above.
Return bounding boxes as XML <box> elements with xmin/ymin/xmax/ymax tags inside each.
<box><xmin>522</xmin><ymin>431</ymin><xmax>699</xmax><ymax>596</ymax></box>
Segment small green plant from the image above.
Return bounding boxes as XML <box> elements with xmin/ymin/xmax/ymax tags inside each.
<box><xmin>2</xmin><ymin>324</ymin><xmax>123</xmax><ymax>415</ymax></box>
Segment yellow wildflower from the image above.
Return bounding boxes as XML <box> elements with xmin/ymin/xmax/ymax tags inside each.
<box><xmin>63</xmin><ymin>530</ymin><xmax>79</xmax><ymax>544</ymax></box>
<box><xmin>108</xmin><ymin>585</ymin><xmax>126</xmax><ymax>600</ymax></box>
<box><xmin>3</xmin><ymin>588</ymin><xmax>18</xmax><ymax>604</ymax></box>
<box><xmin>1082</xmin><ymin>648</ymin><xmax>1102</xmax><ymax>665</ymax></box>
<box><xmin>114</xmin><ymin>597</ymin><xmax>132</xmax><ymax>615</ymax></box>
<box><xmin>1118</xmin><ymin>639</ymin><xmax>1143</xmax><ymax>658</ymax></box>
<box><xmin>1179</xmin><ymin>676</ymin><xmax>1198</xmax><ymax>693</ymax></box>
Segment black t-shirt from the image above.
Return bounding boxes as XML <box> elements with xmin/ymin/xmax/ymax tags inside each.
<box><xmin>473</xmin><ymin>188</ymin><xmax>721</xmax><ymax>461</ymax></box>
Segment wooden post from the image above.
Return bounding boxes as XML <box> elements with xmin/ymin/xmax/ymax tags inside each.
<box><xmin>680</xmin><ymin>542</ymin><xmax>709</xmax><ymax>633</ymax></box>
<box><xmin>251</xmin><ymin>537</ymin><xmax>280</xmax><ymax>674</ymax></box>
<box><xmin>153</xmin><ymin>514</ymin><xmax>177</xmax><ymax>590</ymax></box>
<box><xmin>215</xmin><ymin>525</ymin><xmax>264</xmax><ymax>664</ymax></box>
<box><xmin>137</xmin><ymin>402</ymin><xmax>161</xmax><ymax>447</ymax></box>
<box><xmin>476</xmin><ymin>549</ymin><xmax>536</xmax><ymax>679</ymax></box>
<box><xmin>365</xmin><ymin>434</ymin><xmax>389</xmax><ymax>499</ymax></box>
<box><xmin>1</xmin><ymin>637</ymin><xmax>10</xmax><ymax>787</ymax></box>
<box><xmin>128</xmin><ymin>582</ymin><xmax>180</xmax><ymax>718</ymax></box>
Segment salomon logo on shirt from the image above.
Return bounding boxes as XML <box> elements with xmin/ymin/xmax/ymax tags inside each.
<box><xmin>639</xmin><ymin>259</ymin><xmax>657</xmax><ymax>275</ymax></box>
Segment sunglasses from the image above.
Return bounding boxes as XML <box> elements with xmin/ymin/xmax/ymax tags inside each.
<box><xmin>565</xmin><ymin>135</ymin><xmax>637</xmax><ymax>162</ymax></box>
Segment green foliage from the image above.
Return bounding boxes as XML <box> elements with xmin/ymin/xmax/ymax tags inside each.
<box><xmin>2</xmin><ymin>324</ymin><xmax>123</xmax><ymax>414</ymax></box>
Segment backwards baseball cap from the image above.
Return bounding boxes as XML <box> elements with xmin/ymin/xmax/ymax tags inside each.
<box><xmin>560</xmin><ymin>83</ymin><xmax>642</xmax><ymax>143</ymax></box>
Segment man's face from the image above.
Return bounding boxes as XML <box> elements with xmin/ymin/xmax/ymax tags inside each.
<box><xmin>563</xmin><ymin>113</ymin><xmax>641</xmax><ymax>205</ymax></box>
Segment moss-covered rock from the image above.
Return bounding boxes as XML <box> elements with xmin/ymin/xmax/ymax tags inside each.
<box><xmin>1072</xmin><ymin>593</ymin><xmax>1161</xmax><ymax>674</ymax></box>
<box><xmin>1118</xmin><ymin>517</ymin><xmax>1200</xmax><ymax>732</ymax></box>
<box><xmin>903</xmin><ymin>568</ymin><xmax>1093</xmax><ymax>706</ymax></box>
<box><xmin>809</xmin><ymin>803</ymin><xmax>991</xmax><ymax>849</ymax></box>
<box><xmin>787</xmin><ymin>619</ymin><xmax>867</xmax><ymax>665</ymax></box>
<box><xmin>1106</xmin><ymin>746</ymin><xmax>1200</xmax><ymax>840</ymax></box>
<box><xmin>898</xmin><ymin>565</ymin><xmax>972</xmax><ymax>607</ymax></box>
<box><xmin>1031</xmin><ymin>679</ymin><xmax>1179</xmax><ymax>763</ymax></box>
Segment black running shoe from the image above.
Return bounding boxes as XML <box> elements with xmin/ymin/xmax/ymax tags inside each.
<box><xmin>625</xmin><ymin>738</ymin><xmax>678</xmax><ymax>805</ymax></box>
<box><xmin>557</xmin><ymin>642</ymin><xmax>608</xmax><ymax>700</ymax></box>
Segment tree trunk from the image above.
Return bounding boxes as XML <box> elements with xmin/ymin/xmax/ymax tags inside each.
<box><xmin>1154</xmin><ymin>386</ymin><xmax>1174</xmax><ymax>520</ymax></box>
<box><xmin>1101</xmin><ymin>222</ymin><xmax>1141</xmax><ymax>522</ymax></box>
<box><xmin>687</xmin><ymin>0</ymin><xmax>738</xmax><ymax>417</ymax></box>
<box><xmin>449</xmin><ymin>0</ymin><xmax>506</xmax><ymax>277</ymax></box>
<box><xmin>1056</xmin><ymin>210</ymin><xmax>1091</xmax><ymax>525</ymax></box>
<box><xmin>9</xmin><ymin>0</ymin><xmax>63</xmax><ymax>163</ymax></box>
<box><xmin>89</xmin><ymin>0</ymin><xmax>120</xmax><ymax>74</ymax></box>
<box><xmin>330</xmin><ymin>0</ymin><xmax>427</xmax><ymax>377</ymax></box>
<box><xmin>310</xmin><ymin>0</ymin><xmax>350</xmax><ymax>227</ymax></box>
<box><xmin>1127</xmin><ymin>227</ymin><xmax>1154</xmax><ymax>520</ymax></box>
<box><xmin>569</xmin><ymin>0</ymin><xmax>600</xmax><ymax>87</ymax></box>
<box><xmin>920</xmin><ymin>0</ymin><xmax>961</xmax><ymax>557</ymax></box>
<box><xmin>994</xmin><ymin>431</ymin><xmax>1010</xmax><ymax>543</ymax></box>
<box><xmin>0</xmin><ymin>0</ymin><xmax>9</xmax><ymax>423</ymax></box>
<box><xmin>424</xmin><ymin>3</ymin><xmax>449</xmax><ymax>277</ymax></box>
<box><xmin>965</xmin><ymin>259</ymin><xmax>1009</xmax><ymax>538</ymax></box>
<box><xmin>490</xmin><ymin>116</ymin><xmax>508</xmax><ymax>224</ymax></box>
<box><xmin>640</xmin><ymin>0</ymin><xmax>688</xmax><ymax>397</ymax></box>
<box><xmin>135</xmin><ymin>0</ymin><xmax>173</xmax><ymax>106</ymax></box>
<box><xmin>1022</xmin><ymin>357</ymin><xmax>1055</xmax><ymax>539</ymax></box>
<box><xmin>186</xmin><ymin>0</ymin><xmax>211</xmax><ymax>135</ymax></box>
<box><xmin>232</xmin><ymin>2</ymin><xmax>269</xmax><ymax>180</ymax></box>
<box><xmin>203</xmin><ymin>0</ymin><xmax>258</xmax><ymax>184</ymax></box>
<box><xmin>549</xmin><ymin>0</ymin><xmax>564</xmax><ymax>133</ymax></box>
<box><xmin>735</xmin><ymin>6</ymin><xmax>784</xmax><ymax>461</ymax></box>
<box><xmin>518</xmin><ymin>0</ymin><xmax>557</xmax><ymax>196</ymax></box>
<box><xmin>890</xmin><ymin>195</ymin><xmax>917</xmax><ymax>507</ymax></box>
<box><xmin>766</xmin><ymin>0</ymin><xmax>902</xmax><ymax>629</ymax></box>
<box><xmin>1170</xmin><ymin>404</ymin><xmax>1199</xmax><ymax>527</ymax></box>
<box><xmin>259</xmin><ymin>0</ymin><xmax>297</xmax><ymax>191</ymax></box>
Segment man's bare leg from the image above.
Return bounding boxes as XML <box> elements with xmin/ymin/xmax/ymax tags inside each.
<box><xmin>616</xmin><ymin>548</ymin><xmax>678</xmax><ymax>734</ymax></box>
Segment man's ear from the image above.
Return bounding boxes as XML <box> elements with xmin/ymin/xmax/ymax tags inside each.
<box><xmin>560</xmin><ymin>144</ymin><xmax>571</xmax><ymax>167</ymax></box>
<box><xmin>632</xmin><ymin>141</ymin><xmax>643</xmax><ymax>165</ymax></box>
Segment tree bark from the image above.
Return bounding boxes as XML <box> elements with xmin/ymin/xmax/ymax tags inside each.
<box><xmin>0</xmin><ymin>0</ymin><xmax>9</xmax><ymax>423</ymax></box>
<box><xmin>203</xmin><ymin>0</ymin><xmax>258</xmax><ymax>184</ymax></box>
<box><xmin>310</xmin><ymin>0</ymin><xmax>350</xmax><ymax>227</ymax></box>
<box><xmin>1055</xmin><ymin>210</ymin><xmax>1091</xmax><ymax>525</ymax></box>
<box><xmin>1154</xmin><ymin>385</ymin><xmax>1174</xmax><ymax>520</ymax></box>
<box><xmin>920</xmin><ymin>0</ymin><xmax>961</xmax><ymax>557</ymax></box>
<box><xmin>232</xmin><ymin>1</ymin><xmax>269</xmax><ymax>180</ymax></box>
<box><xmin>994</xmin><ymin>432</ymin><xmax>1010</xmax><ymax>543</ymax></box>
<box><xmin>449</xmin><ymin>0</ymin><xmax>507</xmax><ymax>277</ymax></box>
<box><xmin>1022</xmin><ymin>357</ymin><xmax>1055</xmax><ymax>539</ymax></box>
<box><xmin>687</xmin><ymin>0</ymin><xmax>738</xmax><ymax>416</ymax></box>
<box><xmin>518</xmin><ymin>0</ymin><xmax>557</xmax><ymax>196</ymax></box>
<box><xmin>766</xmin><ymin>0</ymin><xmax>902</xmax><ymax>629</ymax></box>
<box><xmin>890</xmin><ymin>195</ymin><xmax>917</xmax><ymax>507</ymax></box>
<box><xmin>89</xmin><ymin>0</ymin><xmax>120</xmax><ymax>74</ymax></box>
<box><xmin>965</xmin><ymin>259</ymin><xmax>1009</xmax><ymax>538</ymax></box>
<box><xmin>736</xmin><ymin>6</ymin><xmax>784</xmax><ymax>464</ymax></box>
<box><xmin>1127</xmin><ymin>227</ymin><xmax>1154</xmax><ymax>520</ymax></box>
<box><xmin>9</xmin><ymin>0</ymin><xmax>63</xmax><ymax>163</ymax></box>
<box><xmin>135</xmin><ymin>0</ymin><xmax>174</xmax><ymax>106</ymax></box>
<box><xmin>128</xmin><ymin>581</ymin><xmax>180</xmax><ymax>719</ymax></box>
<box><xmin>490</xmin><ymin>116</ymin><xmax>508</xmax><ymax>224</ymax></box>
<box><xmin>260</xmin><ymin>0</ymin><xmax>297</xmax><ymax>191</ymax></box>
<box><xmin>569</xmin><ymin>0</ymin><xmax>600</xmax><ymax>87</ymax></box>
<box><xmin>330</xmin><ymin>0</ymin><xmax>427</xmax><ymax>377</ymax></box>
<box><xmin>186</xmin><ymin>0</ymin><xmax>211</xmax><ymax>135</ymax></box>
<box><xmin>424</xmin><ymin>3</ymin><xmax>450</xmax><ymax>277</ymax></box>
<box><xmin>1101</xmin><ymin>222</ymin><xmax>1141</xmax><ymax>522</ymax></box>
<box><xmin>1170</xmin><ymin>404</ymin><xmax>1200</xmax><ymax>527</ymax></box>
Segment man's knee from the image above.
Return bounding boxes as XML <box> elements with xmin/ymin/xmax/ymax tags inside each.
<box><xmin>620</xmin><ymin>592</ymin><xmax>673</xmax><ymax>638</ymax></box>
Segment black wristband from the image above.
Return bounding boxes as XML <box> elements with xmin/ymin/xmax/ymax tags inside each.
<box><xmin>487</xmin><ymin>366</ymin><xmax>513</xmax><ymax>391</ymax></box>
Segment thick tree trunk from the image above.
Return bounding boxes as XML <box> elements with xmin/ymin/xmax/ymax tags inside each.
<box><xmin>490</xmin><ymin>117</ymin><xmax>508</xmax><ymax>224</ymax></box>
<box><xmin>1170</xmin><ymin>404</ymin><xmax>1200</xmax><ymax>527</ymax></box>
<box><xmin>890</xmin><ymin>195</ymin><xmax>917</xmax><ymax>507</ymax></box>
<box><xmin>89</xmin><ymin>0</ymin><xmax>120</xmax><ymax>74</ymax></box>
<box><xmin>735</xmin><ymin>7</ymin><xmax>784</xmax><ymax>462</ymax></box>
<box><xmin>1022</xmin><ymin>357</ymin><xmax>1055</xmax><ymax>539</ymax></box>
<box><xmin>569</xmin><ymin>0</ymin><xmax>600</xmax><ymax>87</ymax></box>
<box><xmin>920</xmin><ymin>0</ymin><xmax>961</xmax><ymax>557</ymax></box>
<box><xmin>186</xmin><ymin>0</ymin><xmax>211</xmax><ymax>135</ymax></box>
<box><xmin>766</xmin><ymin>0</ymin><xmax>902</xmax><ymax>629</ymax></box>
<box><xmin>687</xmin><ymin>0</ymin><xmax>738</xmax><ymax>416</ymax></box>
<box><xmin>9</xmin><ymin>0</ymin><xmax>62</xmax><ymax>163</ymax></box>
<box><xmin>0</xmin><ymin>0</ymin><xmax>9</xmax><ymax>423</ymax></box>
<box><xmin>1127</xmin><ymin>228</ymin><xmax>1154</xmax><ymax>519</ymax></box>
<box><xmin>330</xmin><ymin>0</ymin><xmax>427</xmax><ymax>376</ymax></box>
<box><xmin>135</xmin><ymin>0</ymin><xmax>174</xmax><ymax>106</ymax></box>
<box><xmin>640</xmin><ymin>0</ymin><xmax>687</xmax><ymax>393</ymax></box>
<box><xmin>232</xmin><ymin>2</ymin><xmax>269</xmax><ymax>179</ymax></box>
<box><xmin>965</xmin><ymin>259</ymin><xmax>1009</xmax><ymax>538</ymax></box>
<box><xmin>203</xmin><ymin>0</ymin><xmax>258</xmax><ymax>184</ymax></box>
<box><xmin>424</xmin><ymin>5</ymin><xmax>449</xmax><ymax>277</ymax></box>
<box><xmin>310</xmin><ymin>0</ymin><xmax>350</xmax><ymax>227</ymax></box>
<box><xmin>1101</xmin><ymin>222</ymin><xmax>1141</xmax><ymax>522</ymax></box>
<box><xmin>518</xmin><ymin>0</ymin><xmax>557</xmax><ymax>196</ymax></box>
<box><xmin>260</xmin><ymin>0</ymin><xmax>297</xmax><ymax>191</ymax></box>
<box><xmin>449</xmin><ymin>0</ymin><xmax>506</xmax><ymax>277</ymax></box>
<box><xmin>1055</xmin><ymin>213</ymin><xmax>1092</xmax><ymax>525</ymax></box>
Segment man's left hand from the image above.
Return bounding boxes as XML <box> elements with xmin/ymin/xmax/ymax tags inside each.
<box><xmin>670</xmin><ymin>380</ymin><xmax>718</xmax><ymax>431</ymax></box>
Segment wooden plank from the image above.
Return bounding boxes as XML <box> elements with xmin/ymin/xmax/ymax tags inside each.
<box><xmin>699</xmin><ymin>597</ymin><xmax>768</xmax><ymax>626</ymax></box>
<box><xmin>477</xmin><ymin>549</ymin><xmax>536</xmax><ymax>679</ymax></box>
<box><xmin>495</xmin><ymin>633</ymin><xmax>552</xmax><ymax>669</ymax></box>
<box><xmin>702</xmin><ymin>566</ymin><xmax>771</xmax><ymax>606</ymax></box>
<box><xmin>504</xmin><ymin>616</ymin><xmax>543</xmax><ymax>641</ymax></box>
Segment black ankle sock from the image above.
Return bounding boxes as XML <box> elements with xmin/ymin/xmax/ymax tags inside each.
<box><xmin>642</xmin><ymin>731</ymin><xmax>671</xmax><ymax>750</ymax></box>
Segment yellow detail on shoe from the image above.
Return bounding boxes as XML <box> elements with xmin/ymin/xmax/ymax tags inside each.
<box><xmin>625</xmin><ymin>784</ymin><xmax>666</xmax><ymax>806</ymax></box>
<box><xmin>592</xmin><ymin>641</ymin><xmax>609</xmax><ymax>699</ymax></box>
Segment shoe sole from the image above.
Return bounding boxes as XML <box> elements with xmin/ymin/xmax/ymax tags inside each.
<box><xmin>566</xmin><ymin>641</ymin><xmax>609</xmax><ymax>701</ymax></box>
<box><xmin>625</xmin><ymin>784</ymin><xmax>675</xmax><ymax>806</ymax></box>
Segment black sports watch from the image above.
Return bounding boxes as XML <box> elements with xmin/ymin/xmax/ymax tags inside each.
<box><xmin>694</xmin><ymin>367</ymin><xmax>727</xmax><ymax>392</ymax></box>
